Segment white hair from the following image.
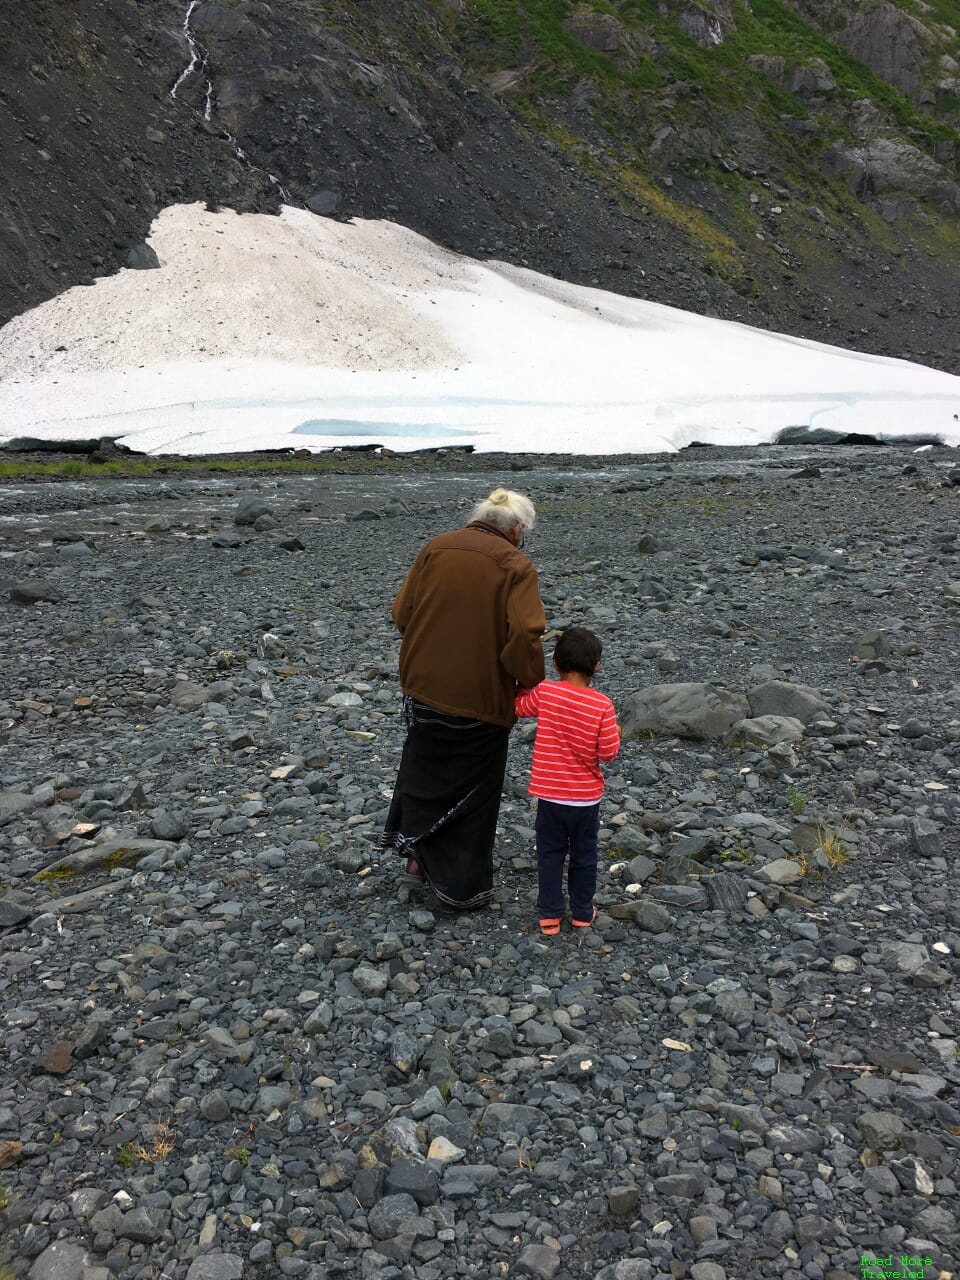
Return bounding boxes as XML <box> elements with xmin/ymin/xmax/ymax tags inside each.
<box><xmin>469</xmin><ymin>487</ymin><xmax>536</xmax><ymax>534</ymax></box>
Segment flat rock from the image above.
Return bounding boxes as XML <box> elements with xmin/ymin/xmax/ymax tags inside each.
<box><xmin>169</xmin><ymin>680</ymin><xmax>209</xmax><ymax>710</ymax></box>
<box><xmin>185</xmin><ymin>1256</ymin><xmax>244</xmax><ymax>1280</ymax></box>
<box><xmin>0</xmin><ymin>898</ymin><xmax>31</xmax><ymax>927</ymax></box>
<box><xmin>34</xmin><ymin>1041</ymin><xmax>75</xmax><ymax>1075</ymax></box>
<box><xmin>0</xmin><ymin>790</ymin><xmax>38</xmax><ymax>825</ymax></box>
<box><xmin>756</xmin><ymin>858</ymin><xmax>805</xmax><ymax>885</ymax></box>
<box><xmin>34</xmin><ymin>835</ymin><xmax>172</xmax><ymax>878</ymax></box>
<box><xmin>11</xmin><ymin>581</ymin><xmax>63</xmax><ymax>605</ymax></box>
<box><xmin>516</xmin><ymin>1243</ymin><xmax>562</xmax><ymax>1279</ymax></box>
<box><xmin>29</xmin><ymin>1241</ymin><xmax>92</xmax><ymax>1280</ymax></box>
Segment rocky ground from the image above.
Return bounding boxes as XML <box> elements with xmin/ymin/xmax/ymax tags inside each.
<box><xmin>1</xmin><ymin>446</ymin><xmax>959</xmax><ymax>1280</ymax></box>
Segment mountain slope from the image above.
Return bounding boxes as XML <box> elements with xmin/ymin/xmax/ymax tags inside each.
<box><xmin>1</xmin><ymin>0</ymin><xmax>959</xmax><ymax>370</ymax></box>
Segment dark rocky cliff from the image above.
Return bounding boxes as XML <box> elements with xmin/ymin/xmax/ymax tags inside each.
<box><xmin>1</xmin><ymin>0</ymin><xmax>959</xmax><ymax>370</ymax></box>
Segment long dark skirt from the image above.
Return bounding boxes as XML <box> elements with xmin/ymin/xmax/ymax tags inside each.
<box><xmin>380</xmin><ymin>696</ymin><xmax>510</xmax><ymax>910</ymax></box>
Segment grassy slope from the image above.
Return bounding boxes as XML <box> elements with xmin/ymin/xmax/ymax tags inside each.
<box><xmin>443</xmin><ymin>0</ymin><xmax>960</xmax><ymax>293</ymax></box>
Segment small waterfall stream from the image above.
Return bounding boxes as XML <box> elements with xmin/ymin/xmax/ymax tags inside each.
<box><xmin>169</xmin><ymin>0</ymin><xmax>290</xmax><ymax>201</ymax></box>
<box><xmin>170</xmin><ymin>0</ymin><xmax>213</xmax><ymax>120</ymax></box>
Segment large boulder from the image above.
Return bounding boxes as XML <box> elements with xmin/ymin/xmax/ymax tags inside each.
<box><xmin>562</xmin><ymin>10</ymin><xmax>627</xmax><ymax>52</ymax></box>
<box><xmin>822</xmin><ymin>138</ymin><xmax>960</xmax><ymax>215</ymax></box>
<box><xmin>747</xmin><ymin>54</ymin><xmax>836</xmax><ymax>97</ymax></box>
<box><xmin>747</xmin><ymin>681</ymin><xmax>829</xmax><ymax>725</ymax></box>
<box><xmin>838</xmin><ymin>2</ymin><xmax>929</xmax><ymax>94</ymax></box>
<box><xmin>620</xmin><ymin>683</ymin><xmax>749</xmax><ymax>741</ymax></box>
<box><xmin>863</xmin><ymin>138</ymin><xmax>960</xmax><ymax>212</ymax></box>
<box><xmin>795</xmin><ymin>0</ymin><xmax>932</xmax><ymax>94</ymax></box>
<box><xmin>126</xmin><ymin>243</ymin><xmax>160</xmax><ymax>270</ymax></box>
<box><xmin>234</xmin><ymin>497</ymin><xmax>275</xmax><ymax>527</ymax></box>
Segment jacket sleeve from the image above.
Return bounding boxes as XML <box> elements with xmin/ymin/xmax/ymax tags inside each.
<box><xmin>597</xmin><ymin>702</ymin><xmax>621</xmax><ymax>762</ymax></box>
<box><xmin>514</xmin><ymin>683</ymin><xmax>542</xmax><ymax>719</ymax></box>
<box><xmin>391</xmin><ymin>547</ymin><xmax>427</xmax><ymax>634</ymax></box>
<box><xmin>501</xmin><ymin>564</ymin><xmax>546</xmax><ymax>688</ymax></box>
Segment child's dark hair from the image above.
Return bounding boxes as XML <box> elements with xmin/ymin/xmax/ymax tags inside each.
<box><xmin>554</xmin><ymin>626</ymin><xmax>602</xmax><ymax>677</ymax></box>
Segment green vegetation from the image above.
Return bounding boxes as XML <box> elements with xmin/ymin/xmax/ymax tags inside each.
<box><xmin>34</xmin><ymin>865</ymin><xmax>76</xmax><ymax>883</ymax></box>
<box><xmin>468</xmin><ymin>0</ymin><xmax>659</xmax><ymax>89</ymax></box>
<box><xmin>226</xmin><ymin>1145</ymin><xmax>251</xmax><ymax>1166</ymax></box>
<box><xmin>451</xmin><ymin>0</ymin><xmax>960</xmax><ymax>263</ymax></box>
<box><xmin>816</xmin><ymin>820</ymin><xmax>850</xmax><ymax>868</ymax></box>
<box><xmin>719</xmin><ymin>844</ymin><xmax>756</xmax><ymax>866</ymax></box>
<box><xmin>458</xmin><ymin>0</ymin><xmax>959</xmax><ymax>147</ymax></box>
<box><xmin>895</xmin><ymin>0</ymin><xmax>959</xmax><ymax>24</ymax></box>
<box><xmin>0</xmin><ymin>452</ymin><xmax>427</xmax><ymax>482</ymax></box>
<box><xmin>787</xmin><ymin>785</ymin><xmax>808</xmax><ymax>816</ymax></box>
<box><xmin>616</xmin><ymin>167</ymin><xmax>746</xmax><ymax>280</ymax></box>
<box><xmin>103</xmin><ymin>848</ymin><xmax>145</xmax><ymax>870</ymax></box>
<box><xmin>0</xmin><ymin>1184</ymin><xmax>7</xmax><ymax>1211</ymax></box>
<box><xmin>727</xmin><ymin>0</ymin><xmax>960</xmax><ymax>144</ymax></box>
<box><xmin>116</xmin><ymin>1121</ymin><xmax>175</xmax><ymax>1167</ymax></box>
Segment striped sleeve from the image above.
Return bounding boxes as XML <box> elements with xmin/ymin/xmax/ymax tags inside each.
<box><xmin>597</xmin><ymin>702</ymin><xmax>621</xmax><ymax>762</ymax></box>
<box><xmin>514</xmin><ymin>683</ymin><xmax>542</xmax><ymax>718</ymax></box>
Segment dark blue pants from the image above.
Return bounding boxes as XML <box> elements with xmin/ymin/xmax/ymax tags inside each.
<box><xmin>535</xmin><ymin>799</ymin><xmax>600</xmax><ymax>920</ymax></box>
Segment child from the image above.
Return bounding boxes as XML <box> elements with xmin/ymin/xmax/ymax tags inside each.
<box><xmin>514</xmin><ymin>626</ymin><xmax>620</xmax><ymax>936</ymax></box>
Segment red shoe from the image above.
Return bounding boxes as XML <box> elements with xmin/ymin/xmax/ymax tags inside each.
<box><xmin>572</xmin><ymin>907</ymin><xmax>597</xmax><ymax>930</ymax></box>
<box><xmin>539</xmin><ymin>917</ymin><xmax>561</xmax><ymax>937</ymax></box>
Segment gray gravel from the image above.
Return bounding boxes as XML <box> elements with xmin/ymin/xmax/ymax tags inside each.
<box><xmin>0</xmin><ymin>446</ymin><xmax>958</xmax><ymax>1280</ymax></box>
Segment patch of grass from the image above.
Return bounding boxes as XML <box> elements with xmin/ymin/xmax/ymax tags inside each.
<box><xmin>725</xmin><ymin>0</ymin><xmax>960</xmax><ymax>147</ymax></box>
<box><xmin>117</xmin><ymin>1141</ymin><xmax>137</xmax><ymax>1168</ymax></box>
<box><xmin>895</xmin><ymin>0</ymin><xmax>960</xmax><ymax>26</ymax></box>
<box><xmin>34</xmin><ymin>865</ymin><xmax>76</xmax><ymax>883</ymax></box>
<box><xmin>719</xmin><ymin>844</ymin><xmax>755</xmax><ymax>867</ymax></box>
<box><xmin>116</xmin><ymin>1119</ymin><xmax>175</xmax><ymax>1167</ymax></box>
<box><xmin>467</xmin><ymin>0</ymin><xmax>660</xmax><ymax>88</ymax></box>
<box><xmin>787</xmin><ymin>785</ymin><xmax>808</xmax><ymax>816</ymax></box>
<box><xmin>226</xmin><ymin>1145</ymin><xmax>251</xmax><ymax>1166</ymax></box>
<box><xmin>103</xmin><ymin>848</ymin><xmax>142</xmax><ymax>870</ymax></box>
<box><xmin>0</xmin><ymin>1184</ymin><xmax>7</xmax><ymax>1211</ymax></box>
<box><xmin>816</xmin><ymin>821</ymin><xmax>850</xmax><ymax>868</ymax></box>
<box><xmin>458</xmin><ymin>0</ymin><xmax>959</xmax><ymax>216</ymax></box>
<box><xmin>619</xmin><ymin>167</ymin><xmax>746</xmax><ymax>277</ymax></box>
<box><xmin>0</xmin><ymin>453</ymin><xmax>423</xmax><ymax>483</ymax></box>
<box><xmin>919</xmin><ymin>215</ymin><xmax>960</xmax><ymax>267</ymax></box>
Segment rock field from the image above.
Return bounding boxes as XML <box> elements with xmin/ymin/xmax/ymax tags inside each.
<box><xmin>0</xmin><ymin>447</ymin><xmax>959</xmax><ymax>1280</ymax></box>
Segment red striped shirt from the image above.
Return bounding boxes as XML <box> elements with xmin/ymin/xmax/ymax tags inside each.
<box><xmin>514</xmin><ymin>679</ymin><xmax>621</xmax><ymax>803</ymax></box>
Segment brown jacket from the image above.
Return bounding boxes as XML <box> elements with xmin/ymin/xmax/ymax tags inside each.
<box><xmin>392</xmin><ymin>522</ymin><xmax>546</xmax><ymax>727</ymax></box>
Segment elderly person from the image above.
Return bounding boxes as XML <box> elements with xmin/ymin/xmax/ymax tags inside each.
<box><xmin>381</xmin><ymin>488</ymin><xmax>546</xmax><ymax>912</ymax></box>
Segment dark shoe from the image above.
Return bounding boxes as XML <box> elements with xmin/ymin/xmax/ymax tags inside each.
<box><xmin>401</xmin><ymin>857</ymin><xmax>426</xmax><ymax>891</ymax></box>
